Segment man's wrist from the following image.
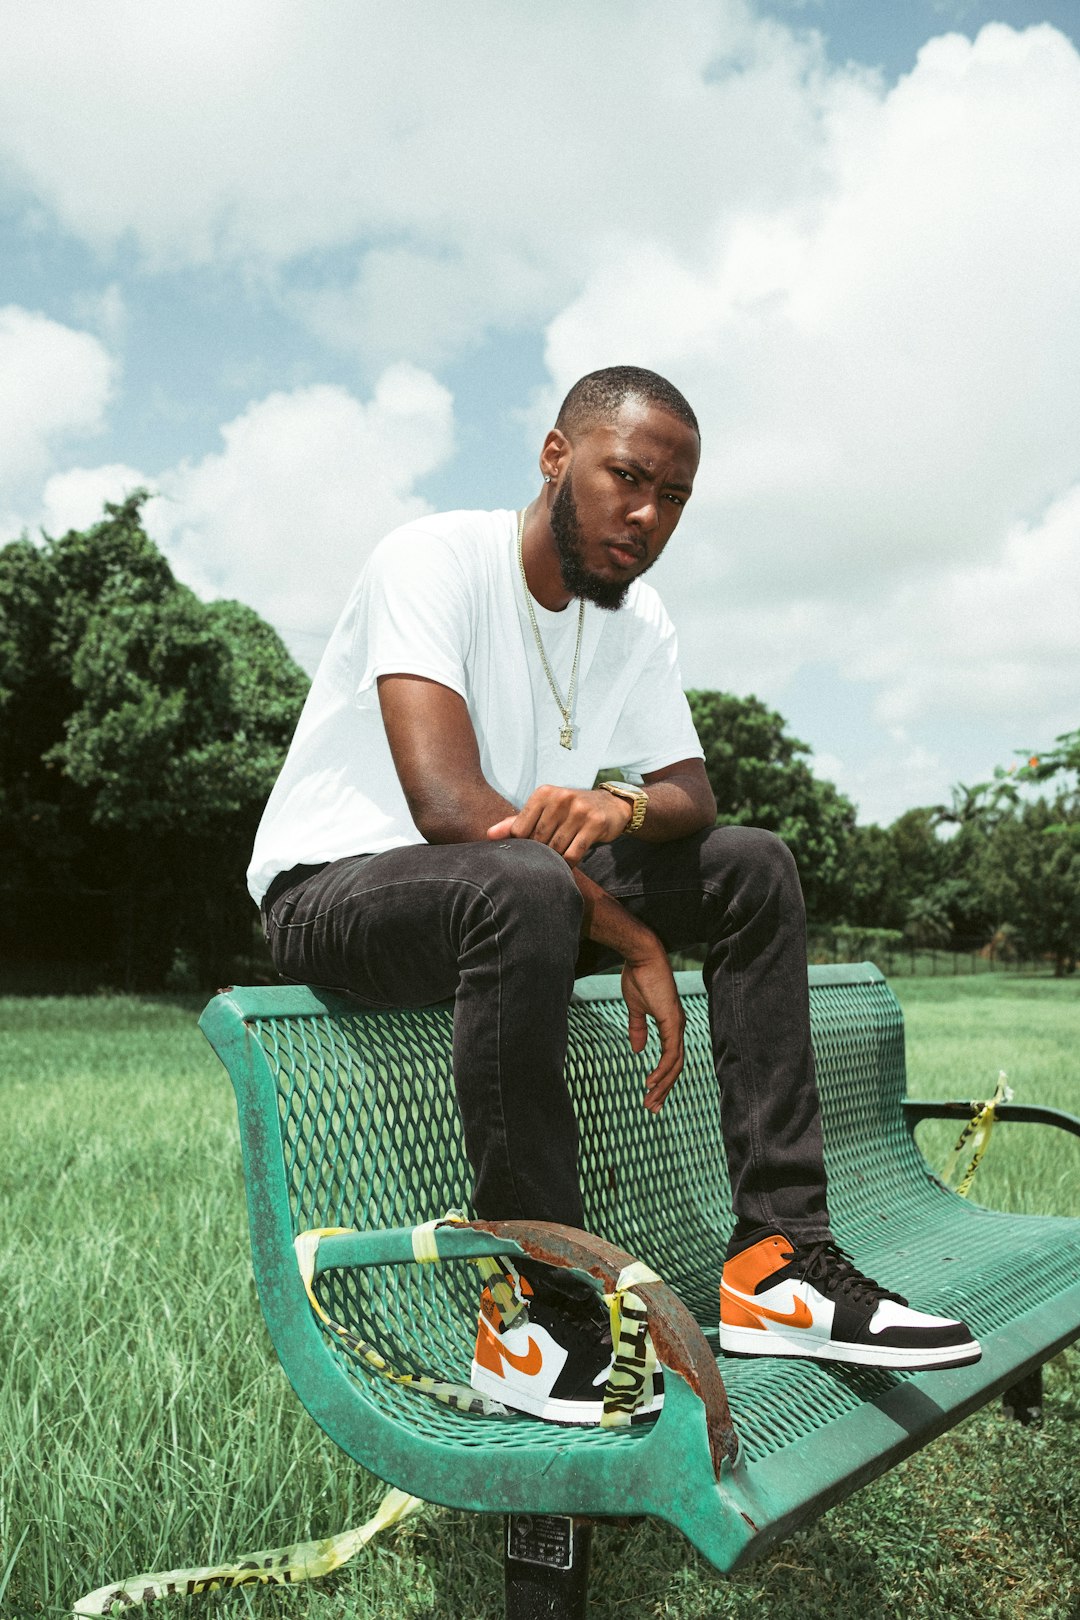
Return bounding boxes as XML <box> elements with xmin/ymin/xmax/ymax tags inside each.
<box><xmin>574</xmin><ymin>869</ymin><xmax>662</xmax><ymax>960</ymax></box>
<box><xmin>599</xmin><ymin>788</ymin><xmax>633</xmax><ymax>833</ymax></box>
<box><xmin>621</xmin><ymin>922</ymin><xmax>668</xmax><ymax>968</ymax></box>
<box><xmin>598</xmin><ymin>779</ymin><xmax>648</xmax><ymax>833</ymax></box>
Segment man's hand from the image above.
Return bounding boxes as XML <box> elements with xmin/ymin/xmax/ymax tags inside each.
<box><xmin>621</xmin><ymin>944</ymin><xmax>686</xmax><ymax>1113</ymax></box>
<box><xmin>487</xmin><ymin>760</ymin><xmax>716</xmax><ymax>862</ymax></box>
<box><xmin>487</xmin><ymin>784</ymin><xmax>631</xmax><ymax>865</ymax></box>
<box><xmin>572</xmin><ymin>867</ymin><xmax>686</xmax><ymax>1112</ymax></box>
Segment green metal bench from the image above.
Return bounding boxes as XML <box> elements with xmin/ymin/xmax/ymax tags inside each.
<box><xmin>199</xmin><ymin>963</ymin><xmax>1080</xmax><ymax>1612</ymax></box>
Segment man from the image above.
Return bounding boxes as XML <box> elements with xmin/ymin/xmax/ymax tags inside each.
<box><xmin>249</xmin><ymin>365</ymin><xmax>979</xmax><ymax>1426</ymax></box>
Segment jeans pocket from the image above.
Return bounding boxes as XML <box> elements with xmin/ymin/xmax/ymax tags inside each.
<box><xmin>262</xmin><ymin>893</ymin><xmax>298</xmax><ymax>947</ymax></box>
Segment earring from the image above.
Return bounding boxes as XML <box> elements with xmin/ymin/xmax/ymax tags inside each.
<box><xmin>544</xmin><ymin>474</ymin><xmax>554</xmax><ymax>483</ymax></box>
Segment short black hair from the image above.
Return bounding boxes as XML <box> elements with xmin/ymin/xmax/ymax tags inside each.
<box><xmin>554</xmin><ymin>366</ymin><xmax>700</xmax><ymax>444</ymax></box>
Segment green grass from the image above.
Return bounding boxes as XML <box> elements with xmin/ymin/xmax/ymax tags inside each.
<box><xmin>1</xmin><ymin>980</ymin><xmax>1077</xmax><ymax>1619</ymax></box>
<box><xmin>898</xmin><ymin>974</ymin><xmax>1080</xmax><ymax>1219</ymax></box>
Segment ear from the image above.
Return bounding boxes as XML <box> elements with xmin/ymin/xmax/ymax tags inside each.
<box><xmin>539</xmin><ymin>429</ymin><xmax>571</xmax><ymax>485</ymax></box>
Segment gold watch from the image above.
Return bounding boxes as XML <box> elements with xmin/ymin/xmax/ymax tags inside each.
<box><xmin>599</xmin><ymin>779</ymin><xmax>649</xmax><ymax>833</ymax></box>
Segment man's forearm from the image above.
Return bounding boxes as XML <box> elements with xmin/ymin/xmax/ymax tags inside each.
<box><xmin>632</xmin><ymin>766</ymin><xmax>716</xmax><ymax>844</ymax></box>
<box><xmin>573</xmin><ymin>866</ymin><xmax>686</xmax><ymax>1112</ymax></box>
<box><xmin>412</xmin><ymin>778</ymin><xmax>518</xmax><ymax>844</ymax></box>
<box><xmin>377</xmin><ymin>674</ymin><xmax>519</xmax><ymax>844</ymax></box>
<box><xmin>573</xmin><ymin>867</ymin><xmax>663</xmax><ymax>964</ymax></box>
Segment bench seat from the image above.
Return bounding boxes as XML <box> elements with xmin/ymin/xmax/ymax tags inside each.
<box><xmin>199</xmin><ymin>963</ymin><xmax>1080</xmax><ymax>1574</ymax></box>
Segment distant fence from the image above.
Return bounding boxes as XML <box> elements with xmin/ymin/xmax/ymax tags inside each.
<box><xmin>805</xmin><ymin>928</ymin><xmax>1047</xmax><ymax>979</ymax></box>
<box><xmin>2</xmin><ymin>931</ymin><xmax>1063</xmax><ymax>996</ymax></box>
<box><xmin>669</xmin><ymin>930</ymin><xmax>1053</xmax><ymax>981</ymax></box>
<box><xmin>813</xmin><ymin>944</ymin><xmax>999</xmax><ymax>979</ymax></box>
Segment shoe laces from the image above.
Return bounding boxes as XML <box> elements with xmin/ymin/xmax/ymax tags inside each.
<box><xmin>525</xmin><ymin>1272</ymin><xmax>613</xmax><ymax>1345</ymax></box>
<box><xmin>567</xmin><ymin>1299</ymin><xmax>613</xmax><ymax>1352</ymax></box>
<box><xmin>790</xmin><ymin>1240</ymin><xmax>908</xmax><ymax>1309</ymax></box>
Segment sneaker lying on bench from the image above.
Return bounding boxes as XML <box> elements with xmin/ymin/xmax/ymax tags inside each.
<box><xmin>470</xmin><ymin>1263</ymin><xmax>664</xmax><ymax>1425</ymax></box>
<box><xmin>719</xmin><ymin>1234</ymin><xmax>981</xmax><ymax>1370</ymax></box>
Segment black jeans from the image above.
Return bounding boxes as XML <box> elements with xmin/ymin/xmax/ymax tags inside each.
<box><xmin>262</xmin><ymin>827</ymin><xmax>832</xmax><ymax>1245</ymax></box>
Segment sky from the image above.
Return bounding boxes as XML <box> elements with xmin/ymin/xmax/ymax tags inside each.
<box><xmin>2</xmin><ymin>0</ymin><xmax>1079</xmax><ymax>826</ymax></box>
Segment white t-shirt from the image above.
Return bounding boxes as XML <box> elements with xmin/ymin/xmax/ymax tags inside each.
<box><xmin>247</xmin><ymin>508</ymin><xmax>704</xmax><ymax>903</ymax></box>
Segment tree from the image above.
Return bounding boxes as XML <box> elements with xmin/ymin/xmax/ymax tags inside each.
<box><xmin>1016</xmin><ymin>727</ymin><xmax>1080</xmax><ymax>798</ymax></box>
<box><xmin>0</xmin><ymin>495</ymin><xmax>309</xmax><ymax>987</ymax></box>
<box><xmin>903</xmin><ymin>892</ymin><xmax>953</xmax><ymax>950</ymax></box>
<box><xmin>838</xmin><ymin>788</ymin><xmax>1002</xmax><ymax>952</ymax></box>
<box><xmin>977</xmin><ymin>797</ymin><xmax>1080</xmax><ymax>975</ymax></box>
<box><xmin>841</xmin><ymin>810</ymin><xmax>951</xmax><ymax>934</ymax></box>
<box><xmin>930</xmin><ymin>777</ymin><xmax>1020</xmax><ymax>832</ymax></box>
<box><xmin>685</xmin><ymin>690</ymin><xmax>857</xmax><ymax>920</ymax></box>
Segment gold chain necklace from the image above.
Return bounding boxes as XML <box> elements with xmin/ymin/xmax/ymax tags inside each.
<box><xmin>516</xmin><ymin>509</ymin><xmax>584</xmax><ymax>750</ymax></box>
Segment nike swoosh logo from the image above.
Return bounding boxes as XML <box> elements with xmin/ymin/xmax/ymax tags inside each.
<box><xmin>720</xmin><ymin>1284</ymin><xmax>814</xmax><ymax>1330</ymax></box>
<box><xmin>477</xmin><ymin>1320</ymin><xmax>545</xmax><ymax>1375</ymax></box>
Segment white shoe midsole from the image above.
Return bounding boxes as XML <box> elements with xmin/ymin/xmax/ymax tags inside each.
<box><xmin>470</xmin><ymin>1362</ymin><xmax>665</xmax><ymax>1424</ymax></box>
<box><xmin>717</xmin><ymin>1324</ymin><xmax>981</xmax><ymax>1368</ymax></box>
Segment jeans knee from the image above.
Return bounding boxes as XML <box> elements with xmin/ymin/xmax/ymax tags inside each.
<box><xmin>701</xmin><ymin>825</ymin><xmax>804</xmax><ymax>916</ymax></box>
<box><xmin>478</xmin><ymin>840</ymin><xmax>583</xmax><ymax>961</ymax></box>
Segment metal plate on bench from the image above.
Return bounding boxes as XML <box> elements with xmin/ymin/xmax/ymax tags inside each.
<box><xmin>506</xmin><ymin>1514</ymin><xmax>576</xmax><ymax>1570</ymax></box>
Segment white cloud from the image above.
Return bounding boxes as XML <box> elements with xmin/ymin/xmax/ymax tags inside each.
<box><xmin>0</xmin><ymin>306</ymin><xmax>114</xmax><ymax>491</ymax></box>
<box><xmin>539</xmin><ymin>22</ymin><xmax>1080</xmax><ymax>816</ymax></box>
<box><xmin>11</xmin><ymin>365</ymin><xmax>455</xmax><ymax>671</ymax></box>
<box><xmin>549</xmin><ymin>25</ymin><xmax>1080</xmax><ymax>587</ymax></box>
<box><xmin>4</xmin><ymin>7</ymin><xmax>1078</xmax><ymax>826</ymax></box>
<box><xmin>147</xmin><ymin>364</ymin><xmax>454</xmax><ymax>663</ymax></box>
<box><xmin>850</xmin><ymin>482</ymin><xmax>1080</xmax><ymax>738</ymax></box>
<box><xmin>298</xmin><ymin>244</ymin><xmax>555</xmax><ymax>371</ymax></box>
<box><xmin>811</xmin><ymin>740</ymin><xmax>950</xmax><ymax>827</ymax></box>
<box><xmin>0</xmin><ymin>1</ymin><xmax>848</xmax><ymax>359</ymax></box>
<box><xmin>39</xmin><ymin>463</ymin><xmax>148</xmax><ymax>536</ymax></box>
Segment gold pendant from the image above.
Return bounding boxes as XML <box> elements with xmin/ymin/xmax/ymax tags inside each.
<box><xmin>559</xmin><ymin>722</ymin><xmax>573</xmax><ymax>750</ymax></box>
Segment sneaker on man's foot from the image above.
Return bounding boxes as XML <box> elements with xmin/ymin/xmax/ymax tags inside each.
<box><xmin>719</xmin><ymin>1234</ymin><xmax>981</xmax><ymax>1370</ymax></box>
<box><xmin>470</xmin><ymin>1265</ymin><xmax>664</xmax><ymax>1425</ymax></box>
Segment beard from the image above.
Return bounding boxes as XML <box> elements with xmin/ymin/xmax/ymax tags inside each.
<box><xmin>550</xmin><ymin>471</ymin><xmax>639</xmax><ymax>611</ymax></box>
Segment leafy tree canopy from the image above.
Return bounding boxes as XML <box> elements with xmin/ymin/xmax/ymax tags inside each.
<box><xmin>977</xmin><ymin>796</ymin><xmax>1080</xmax><ymax>975</ymax></box>
<box><xmin>1016</xmin><ymin>727</ymin><xmax>1080</xmax><ymax>793</ymax></box>
<box><xmin>686</xmin><ymin>690</ymin><xmax>857</xmax><ymax>920</ymax></box>
<box><xmin>0</xmin><ymin>494</ymin><xmax>309</xmax><ymax>985</ymax></box>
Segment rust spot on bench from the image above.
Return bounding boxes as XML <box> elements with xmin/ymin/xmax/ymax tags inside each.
<box><xmin>471</xmin><ymin>1217</ymin><xmax>738</xmax><ymax>1478</ymax></box>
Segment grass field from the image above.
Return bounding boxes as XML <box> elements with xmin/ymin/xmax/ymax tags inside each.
<box><xmin>1</xmin><ymin>976</ymin><xmax>1077</xmax><ymax>1619</ymax></box>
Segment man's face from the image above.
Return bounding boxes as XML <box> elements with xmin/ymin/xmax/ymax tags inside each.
<box><xmin>548</xmin><ymin>399</ymin><xmax>699</xmax><ymax>610</ymax></box>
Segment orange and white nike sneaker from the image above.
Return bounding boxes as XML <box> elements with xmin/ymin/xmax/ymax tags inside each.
<box><xmin>470</xmin><ymin>1263</ymin><xmax>664</xmax><ymax>1425</ymax></box>
<box><xmin>719</xmin><ymin>1234</ymin><xmax>981</xmax><ymax>1370</ymax></box>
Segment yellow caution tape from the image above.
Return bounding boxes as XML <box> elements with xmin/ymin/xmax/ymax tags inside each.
<box><xmin>295</xmin><ymin>1221</ymin><xmax>512</xmax><ymax>1418</ymax></box>
<box><xmin>941</xmin><ymin>1070</ymin><xmax>1013</xmax><ymax>1196</ymax></box>
<box><xmin>411</xmin><ymin>1216</ymin><xmax>443</xmax><ymax>1263</ymax></box>
<box><xmin>600</xmin><ymin>1262</ymin><xmax>663</xmax><ymax>1428</ymax></box>
<box><xmin>612</xmin><ymin>1260</ymin><xmax>661</xmax><ymax>1292</ymax></box>
<box><xmin>72</xmin><ymin>1485</ymin><xmax>423</xmax><ymax>1615</ymax></box>
<box><xmin>297</xmin><ymin>1220</ymin><xmax>662</xmax><ymax>1427</ymax></box>
<box><xmin>75</xmin><ymin>1215</ymin><xmax>661</xmax><ymax>1614</ymax></box>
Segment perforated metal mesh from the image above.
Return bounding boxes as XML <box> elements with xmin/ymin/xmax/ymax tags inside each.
<box><xmin>251</xmin><ymin>977</ymin><xmax>1080</xmax><ymax>1466</ymax></box>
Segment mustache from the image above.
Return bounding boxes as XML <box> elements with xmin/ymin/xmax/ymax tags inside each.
<box><xmin>607</xmin><ymin>537</ymin><xmax>647</xmax><ymax>561</ymax></box>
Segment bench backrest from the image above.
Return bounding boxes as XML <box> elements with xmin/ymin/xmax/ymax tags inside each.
<box><xmin>204</xmin><ymin>964</ymin><xmax>909</xmax><ymax>1323</ymax></box>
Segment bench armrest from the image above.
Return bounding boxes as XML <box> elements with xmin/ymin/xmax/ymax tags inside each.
<box><xmin>312</xmin><ymin>1224</ymin><xmax>530</xmax><ymax>1277</ymax></box>
<box><xmin>308</xmin><ymin>1216</ymin><xmax>738</xmax><ymax>1478</ymax></box>
<box><xmin>902</xmin><ymin>1099</ymin><xmax>1080</xmax><ymax>1140</ymax></box>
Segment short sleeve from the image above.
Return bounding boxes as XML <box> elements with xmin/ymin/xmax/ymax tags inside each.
<box><xmin>353</xmin><ymin>528</ymin><xmax>473</xmax><ymax>703</ymax></box>
<box><xmin>605</xmin><ymin>617</ymin><xmax>703</xmax><ymax>777</ymax></box>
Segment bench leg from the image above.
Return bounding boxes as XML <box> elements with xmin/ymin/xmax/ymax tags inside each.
<box><xmin>504</xmin><ymin>1515</ymin><xmax>592</xmax><ymax>1618</ymax></box>
<box><xmin>1002</xmin><ymin>1366</ymin><xmax>1043</xmax><ymax>1426</ymax></box>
